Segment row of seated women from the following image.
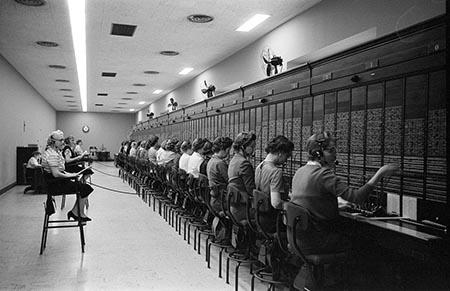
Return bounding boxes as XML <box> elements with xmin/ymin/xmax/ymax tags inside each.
<box><xmin>118</xmin><ymin>130</ymin><xmax>398</xmax><ymax>286</ymax></box>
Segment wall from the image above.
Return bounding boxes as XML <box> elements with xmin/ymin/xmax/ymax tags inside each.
<box><xmin>56</xmin><ymin>112</ymin><xmax>135</xmax><ymax>155</ymax></box>
<box><xmin>137</xmin><ymin>0</ymin><xmax>445</xmax><ymax>121</ymax></box>
<box><xmin>0</xmin><ymin>54</ymin><xmax>56</xmax><ymax>190</ymax></box>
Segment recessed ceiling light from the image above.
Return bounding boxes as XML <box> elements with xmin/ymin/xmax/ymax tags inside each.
<box><xmin>121</xmin><ymin>97</ymin><xmax>132</xmax><ymax>100</ymax></box>
<box><xmin>133</xmin><ymin>83</ymin><xmax>146</xmax><ymax>87</ymax></box>
<box><xmin>66</xmin><ymin>100</ymin><xmax>76</xmax><ymax>103</ymax></box>
<box><xmin>187</xmin><ymin>14</ymin><xmax>214</xmax><ymax>23</ymax></box>
<box><xmin>179</xmin><ymin>67</ymin><xmax>193</xmax><ymax>75</ymax></box>
<box><xmin>114</xmin><ymin>106</ymin><xmax>124</xmax><ymax>109</ymax></box>
<box><xmin>126</xmin><ymin>91</ymin><xmax>138</xmax><ymax>94</ymax></box>
<box><xmin>153</xmin><ymin>89</ymin><xmax>162</xmax><ymax>94</ymax></box>
<box><xmin>138</xmin><ymin>101</ymin><xmax>145</xmax><ymax>105</ymax></box>
<box><xmin>160</xmin><ymin>50</ymin><xmax>179</xmax><ymax>56</ymax></box>
<box><xmin>236</xmin><ymin>14</ymin><xmax>270</xmax><ymax>32</ymax></box>
<box><xmin>59</xmin><ymin>88</ymin><xmax>72</xmax><ymax>91</ymax></box>
<box><xmin>111</xmin><ymin>23</ymin><xmax>137</xmax><ymax>37</ymax></box>
<box><xmin>63</xmin><ymin>95</ymin><xmax>74</xmax><ymax>98</ymax></box>
<box><xmin>118</xmin><ymin>102</ymin><xmax>127</xmax><ymax>105</ymax></box>
<box><xmin>68</xmin><ymin>105</ymin><xmax>78</xmax><ymax>107</ymax></box>
<box><xmin>36</xmin><ymin>41</ymin><xmax>58</xmax><ymax>47</ymax></box>
<box><xmin>129</xmin><ymin>109</ymin><xmax>135</xmax><ymax>112</ymax></box>
<box><xmin>15</xmin><ymin>0</ymin><xmax>46</xmax><ymax>6</ymax></box>
<box><xmin>95</xmin><ymin>103</ymin><xmax>104</xmax><ymax>106</ymax></box>
<box><xmin>102</xmin><ymin>72</ymin><xmax>116</xmax><ymax>77</ymax></box>
<box><xmin>144</xmin><ymin>70</ymin><xmax>160</xmax><ymax>74</ymax></box>
<box><xmin>49</xmin><ymin>65</ymin><xmax>66</xmax><ymax>69</ymax></box>
<box><xmin>97</xmin><ymin>93</ymin><xmax>108</xmax><ymax>96</ymax></box>
<box><xmin>55</xmin><ymin>79</ymin><xmax>70</xmax><ymax>82</ymax></box>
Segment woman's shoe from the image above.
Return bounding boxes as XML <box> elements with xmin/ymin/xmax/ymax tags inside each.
<box><xmin>81</xmin><ymin>216</ymin><xmax>92</xmax><ymax>222</ymax></box>
<box><xmin>67</xmin><ymin>211</ymin><xmax>81</xmax><ymax>221</ymax></box>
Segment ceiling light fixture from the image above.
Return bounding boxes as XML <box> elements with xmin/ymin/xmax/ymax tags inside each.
<box><xmin>55</xmin><ymin>79</ymin><xmax>70</xmax><ymax>82</ymax></box>
<box><xmin>187</xmin><ymin>14</ymin><xmax>214</xmax><ymax>23</ymax></box>
<box><xmin>144</xmin><ymin>70</ymin><xmax>160</xmax><ymax>74</ymax></box>
<box><xmin>138</xmin><ymin>101</ymin><xmax>145</xmax><ymax>105</ymax></box>
<box><xmin>49</xmin><ymin>65</ymin><xmax>66</xmax><ymax>69</ymax></box>
<box><xmin>153</xmin><ymin>89</ymin><xmax>162</xmax><ymax>94</ymax></box>
<box><xmin>59</xmin><ymin>88</ymin><xmax>72</xmax><ymax>91</ymax></box>
<box><xmin>36</xmin><ymin>41</ymin><xmax>58</xmax><ymax>47</ymax></box>
<box><xmin>126</xmin><ymin>92</ymin><xmax>138</xmax><ymax>94</ymax></box>
<box><xmin>236</xmin><ymin>14</ymin><xmax>270</xmax><ymax>32</ymax></box>
<box><xmin>63</xmin><ymin>95</ymin><xmax>74</xmax><ymax>98</ymax></box>
<box><xmin>179</xmin><ymin>67</ymin><xmax>193</xmax><ymax>75</ymax></box>
<box><xmin>129</xmin><ymin>109</ymin><xmax>135</xmax><ymax>112</ymax></box>
<box><xmin>15</xmin><ymin>0</ymin><xmax>46</xmax><ymax>6</ymax></box>
<box><xmin>133</xmin><ymin>83</ymin><xmax>146</xmax><ymax>87</ymax></box>
<box><xmin>68</xmin><ymin>0</ymin><xmax>87</xmax><ymax>112</ymax></box>
<box><xmin>160</xmin><ymin>50</ymin><xmax>179</xmax><ymax>56</ymax></box>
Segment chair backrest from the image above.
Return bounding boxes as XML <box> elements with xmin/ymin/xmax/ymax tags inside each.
<box><xmin>283</xmin><ymin>201</ymin><xmax>310</xmax><ymax>263</ymax></box>
<box><xmin>197</xmin><ymin>173</ymin><xmax>209</xmax><ymax>204</ymax></box>
<box><xmin>253</xmin><ymin>189</ymin><xmax>272</xmax><ymax>240</ymax></box>
<box><xmin>226</xmin><ymin>183</ymin><xmax>244</xmax><ymax>226</ymax></box>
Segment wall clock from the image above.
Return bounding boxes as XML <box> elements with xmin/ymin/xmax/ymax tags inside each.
<box><xmin>82</xmin><ymin>125</ymin><xmax>90</xmax><ymax>133</ymax></box>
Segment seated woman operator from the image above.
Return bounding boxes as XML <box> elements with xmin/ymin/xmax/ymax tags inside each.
<box><xmin>255</xmin><ymin>135</ymin><xmax>294</xmax><ymax>233</ymax></box>
<box><xmin>228</xmin><ymin>132</ymin><xmax>257</xmax><ymax>223</ymax></box>
<box><xmin>42</xmin><ymin>130</ymin><xmax>94</xmax><ymax>221</ymax></box>
<box><xmin>206</xmin><ymin>136</ymin><xmax>233</xmax><ymax>243</ymax></box>
<box><xmin>62</xmin><ymin>135</ymin><xmax>93</xmax><ymax>177</ymax></box>
<box><xmin>291</xmin><ymin>131</ymin><xmax>398</xmax><ymax>254</ymax></box>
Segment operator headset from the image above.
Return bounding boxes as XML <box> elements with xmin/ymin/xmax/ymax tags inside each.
<box><xmin>240</xmin><ymin>132</ymin><xmax>256</xmax><ymax>157</ymax></box>
<box><xmin>310</xmin><ymin>132</ymin><xmax>328</xmax><ymax>160</ymax></box>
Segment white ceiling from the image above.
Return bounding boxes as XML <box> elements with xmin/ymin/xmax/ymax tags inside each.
<box><xmin>0</xmin><ymin>0</ymin><xmax>319</xmax><ymax>113</ymax></box>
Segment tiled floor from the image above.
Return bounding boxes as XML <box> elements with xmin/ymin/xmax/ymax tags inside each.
<box><xmin>0</xmin><ymin>162</ymin><xmax>266</xmax><ymax>290</ymax></box>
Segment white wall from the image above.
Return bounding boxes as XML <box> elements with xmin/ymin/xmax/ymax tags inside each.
<box><xmin>56</xmin><ymin>112</ymin><xmax>135</xmax><ymax>155</ymax></box>
<box><xmin>0</xmin><ymin>54</ymin><xmax>56</xmax><ymax>190</ymax></box>
<box><xmin>137</xmin><ymin>0</ymin><xmax>445</xmax><ymax>121</ymax></box>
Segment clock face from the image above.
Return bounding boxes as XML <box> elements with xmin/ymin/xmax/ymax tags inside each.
<box><xmin>82</xmin><ymin>125</ymin><xmax>90</xmax><ymax>133</ymax></box>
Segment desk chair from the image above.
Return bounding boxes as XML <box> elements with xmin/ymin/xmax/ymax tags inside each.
<box><xmin>250</xmin><ymin>190</ymin><xmax>290</xmax><ymax>290</ymax></box>
<box><xmin>225</xmin><ymin>183</ymin><xmax>259</xmax><ymax>291</ymax></box>
<box><xmin>206</xmin><ymin>183</ymin><xmax>232</xmax><ymax>278</ymax></box>
<box><xmin>24</xmin><ymin>166</ymin><xmax>44</xmax><ymax>194</ymax></box>
<box><xmin>40</xmin><ymin>175</ymin><xmax>87</xmax><ymax>255</ymax></box>
<box><xmin>284</xmin><ymin>202</ymin><xmax>348</xmax><ymax>290</ymax></box>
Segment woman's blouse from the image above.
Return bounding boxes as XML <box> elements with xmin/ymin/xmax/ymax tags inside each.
<box><xmin>187</xmin><ymin>151</ymin><xmax>204</xmax><ymax>178</ymax></box>
<box><xmin>227</xmin><ymin>152</ymin><xmax>255</xmax><ymax>202</ymax></box>
<box><xmin>42</xmin><ymin>147</ymin><xmax>65</xmax><ymax>174</ymax></box>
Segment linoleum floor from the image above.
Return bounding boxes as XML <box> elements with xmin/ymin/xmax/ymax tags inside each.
<box><xmin>0</xmin><ymin>162</ymin><xmax>263</xmax><ymax>290</ymax></box>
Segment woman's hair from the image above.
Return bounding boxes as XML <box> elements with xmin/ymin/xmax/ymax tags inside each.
<box><xmin>192</xmin><ymin>138</ymin><xmax>207</xmax><ymax>152</ymax></box>
<box><xmin>32</xmin><ymin>151</ymin><xmax>41</xmax><ymax>157</ymax></box>
<box><xmin>76</xmin><ymin>139</ymin><xmax>82</xmax><ymax>145</ymax></box>
<box><xmin>265</xmin><ymin>135</ymin><xmax>294</xmax><ymax>155</ymax></box>
<box><xmin>64</xmin><ymin>135</ymin><xmax>74</xmax><ymax>145</ymax></box>
<box><xmin>306</xmin><ymin>131</ymin><xmax>335</xmax><ymax>160</ymax></box>
<box><xmin>212</xmin><ymin>137</ymin><xmax>233</xmax><ymax>153</ymax></box>
<box><xmin>148</xmin><ymin>135</ymin><xmax>159</xmax><ymax>147</ymax></box>
<box><xmin>165</xmin><ymin>138</ymin><xmax>179</xmax><ymax>152</ymax></box>
<box><xmin>46</xmin><ymin>130</ymin><xmax>64</xmax><ymax>147</ymax></box>
<box><xmin>200</xmin><ymin>140</ymin><xmax>213</xmax><ymax>155</ymax></box>
<box><xmin>232</xmin><ymin>132</ymin><xmax>256</xmax><ymax>151</ymax></box>
<box><xmin>175</xmin><ymin>140</ymin><xmax>183</xmax><ymax>153</ymax></box>
<box><xmin>180</xmin><ymin>140</ymin><xmax>192</xmax><ymax>152</ymax></box>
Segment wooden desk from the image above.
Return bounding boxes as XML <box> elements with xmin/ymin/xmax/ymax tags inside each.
<box><xmin>340</xmin><ymin>211</ymin><xmax>448</xmax><ymax>261</ymax></box>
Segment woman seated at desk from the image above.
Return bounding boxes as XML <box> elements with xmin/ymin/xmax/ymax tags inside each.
<box><xmin>290</xmin><ymin>131</ymin><xmax>398</xmax><ymax>254</ymax></box>
<box><xmin>42</xmin><ymin>130</ymin><xmax>94</xmax><ymax>221</ymax></box>
<box><xmin>254</xmin><ymin>135</ymin><xmax>293</xmax><ymax>233</ymax></box>
<box><xmin>63</xmin><ymin>136</ymin><xmax>93</xmax><ymax>177</ymax></box>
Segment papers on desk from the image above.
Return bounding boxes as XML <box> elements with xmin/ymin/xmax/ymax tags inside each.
<box><xmin>386</xmin><ymin>192</ymin><xmax>417</xmax><ymax>220</ymax></box>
